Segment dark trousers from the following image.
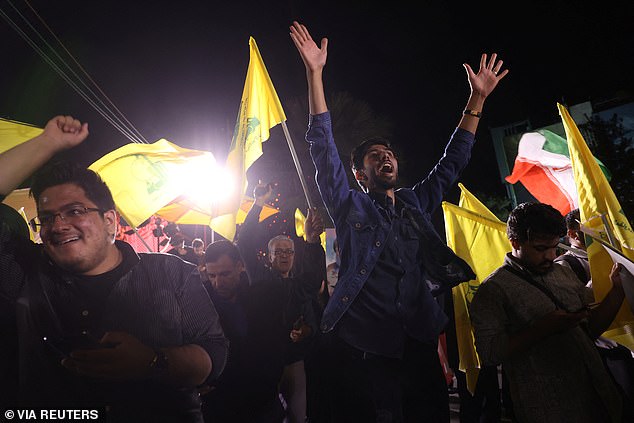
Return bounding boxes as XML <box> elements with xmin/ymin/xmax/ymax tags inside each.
<box><xmin>329</xmin><ymin>334</ymin><xmax>449</xmax><ymax>423</ymax></box>
<box><xmin>455</xmin><ymin>365</ymin><xmax>501</xmax><ymax>423</ymax></box>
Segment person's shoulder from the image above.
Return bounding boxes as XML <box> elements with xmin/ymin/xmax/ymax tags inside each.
<box><xmin>550</xmin><ymin>261</ymin><xmax>585</xmax><ymax>286</ymax></box>
<box><xmin>472</xmin><ymin>267</ymin><xmax>507</xmax><ymax>298</ymax></box>
<box><xmin>138</xmin><ymin>251</ymin><xmax>196</xmax><ymax>273</ymax></box>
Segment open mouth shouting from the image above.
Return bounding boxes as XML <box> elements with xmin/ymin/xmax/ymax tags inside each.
<box><xmin>379</xmin><ymin>161</ymin><xmax>394</xmax><ymax>176</ymax></box>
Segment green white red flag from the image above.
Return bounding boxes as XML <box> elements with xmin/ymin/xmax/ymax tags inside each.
<box><xmin>505</xmin><ymin>129</ymin><xmax>609</xmax><ymax>216</ymax></box>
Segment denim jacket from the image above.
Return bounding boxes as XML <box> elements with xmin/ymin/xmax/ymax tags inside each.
<box><xmin>306</xmin><ymin>112</ymin><xmax>476</xmax><ymax>338</ymax></box>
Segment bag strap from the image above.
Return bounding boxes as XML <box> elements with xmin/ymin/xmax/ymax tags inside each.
<box><xmin>502</xmin><ymin>264</ymin><xmax>568</xmax><ymax>310</ymax></box>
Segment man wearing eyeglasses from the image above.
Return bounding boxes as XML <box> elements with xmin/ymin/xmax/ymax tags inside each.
<box><xmin>0</xmin><ymin>115</ymin><xmax>228</xmax><ymax>422</ymax></box>
<box><xmin>237</xmin><ymin>182</ymin><xmax>325</xmax><ymax>423</ymax></box>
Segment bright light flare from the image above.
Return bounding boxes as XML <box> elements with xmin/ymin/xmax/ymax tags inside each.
<box><xmin>179</xmin><ymin>155</ymin><xmax>236</xmax><ymax>207</ymax></box>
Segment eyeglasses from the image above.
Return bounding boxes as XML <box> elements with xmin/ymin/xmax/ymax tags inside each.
<box><xmin>29</xmin><ymin>206</ymin><xmax>103</xmax><ymax>232</ymax></box>
<box><xmin>273</xmin><ymin>249</ymin><xmax>295</xmax><ymax>256</ymax></box>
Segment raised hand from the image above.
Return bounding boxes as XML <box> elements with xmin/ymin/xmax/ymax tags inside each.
<box><xmin>463</xmin><ymin>53</ymin><xmax>509</xmax><ymax>100</ymax></box>
<box><xmin>304</xmin><ymin>207</ymin><xmax>324</xmax><ymax>244</ymax></box>
<box><xmin>253</xmin><ymin>180</ymin><xmax>273</xmax><ymax>207</ymax></box>
<box><xmin>609</xmin><ymin>262</ymin><xmax>626</xmax><ymax>291</ymax></box>
<box><xmin>42</xmin><ymin>115</ymin><xmax>89</xmax><ymax>150</ymax></box>
<box><xmin>290</xmin><ymin>21</ymin><xmax>328</xmax><ymax>74</ymax></box>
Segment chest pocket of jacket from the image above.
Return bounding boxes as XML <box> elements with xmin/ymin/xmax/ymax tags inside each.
<box><xmin>346</xmin><ymin>211</ymin><xmax>376</xmax><ymax>255</ymax></box>
<box><xmin>345</xmin><ymin>210</ymin><xmax>375</xmax><ymax>232</ymax></box>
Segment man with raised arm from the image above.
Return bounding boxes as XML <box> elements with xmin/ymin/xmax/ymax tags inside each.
<box><xmin>237</xmin><ymin>182</ymin><xmax>326</xmax><ymax>423</ymax></box>
<box><xmin>0</xmin><ymin>116</ymin><xmax>227</xmax><ymax>422</ymax></box>
<box><xmin>290</xmin><ymin>21</ymin><xmax>508</xmax><ymax>422</ymax></box>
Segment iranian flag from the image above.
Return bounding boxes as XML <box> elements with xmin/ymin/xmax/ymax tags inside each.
<box><xmin>505</xmin><ymin>130</ymin><xmax>610</xmax><ymax>216</ymax></box>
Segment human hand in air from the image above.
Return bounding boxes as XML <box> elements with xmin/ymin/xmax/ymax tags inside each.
<box><xmin>254</xmin><ymin>181</ymin><xmax>273</xmax><ymax>207</ymax></box>
<box><xmin>463</xmin><ymin>53</ymin><xmax>509</xmax><ymax>100</ymax></box>
<box><xmin>609</xmin><ymin>262</ymin><xmax>626</xmax><ymax>292</ymax></box>
<box><xmin>290</xmin><ymin>21</ymin><xmax>328</xmax><ymax>75</ymax></box>
<box><xmin>304</xmin><ymin>207</ymin><xmax>324</xmax><ymax>244</ymax></box>
<box><xmin>41</xmin><ymin>115</ymin><xmax>89</xmax><ymax>150</ymax></box>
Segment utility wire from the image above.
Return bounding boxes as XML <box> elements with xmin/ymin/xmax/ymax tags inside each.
<box><xmin>22</xmin><ymin>0</ymin><xmax>148</xmax><ymax>143</ymax></box>
<box><xmin>0</xmin><ymin>1</ymin><xmax>147</xmax><ymax>143</ymax></box>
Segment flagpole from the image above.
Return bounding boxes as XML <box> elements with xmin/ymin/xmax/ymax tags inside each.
<box><xmin>281</xmin><ymin>121</ymin><xmax>313</xmax><ymax>209</ymax></box>
<box><xmin>600</xmin><ymin>213</ymin><xmax>618</xmax><ymax>248</ymax></box>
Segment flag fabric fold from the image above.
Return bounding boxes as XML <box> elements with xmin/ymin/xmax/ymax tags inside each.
<box><xmin>210</xmin><ymin>37</ymin><xmax>286</xmax><ymax>241</ymax></box>
<box><xmin>558</xmin><ymin>103</ymin><xmax>634</xmax><ymax>351</ymax></box>
<box><xmin>89</xmin><ymin>139</ymin><xmax>217</xmax><ymax>229</ymax></box>
<box><xmin>294</xmin><ymin>208</ymin><xmax>326</xmax><ymax>250</ymax></box>
<box><xmin>0</xmin><ymin>118</ymin><xmax>43</xmax><ymax>154</ymax></box>
<box><xmin>505</xmin><ymin>130</ymin><xmax>610</xmax><ymax>216</ymax></box>
<box><xmin>442</xmin><ymin>183</ymin><xmax>511</xmax><ymax>395</ymax></box>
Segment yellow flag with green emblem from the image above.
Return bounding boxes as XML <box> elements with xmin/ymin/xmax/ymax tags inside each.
<box><xmin>89</xmin><ymin>139</ymin><xmax>216</xmax><ymax>228</ymax></box>
<box><xmin>442</xmin><ymin>184</ymin><xmax>511</xmax><ymax>395</ymax></box>
<box><xmin>558</xmin><ymin>103</ymin><xmax>634</xmax><ymax>350</ymax></box>
<box><xmin>210</xmin><ymin>37</ymin><xmax>286</xmax><ymax>241</ymax></box>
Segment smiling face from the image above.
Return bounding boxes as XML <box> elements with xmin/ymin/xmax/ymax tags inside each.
<box><xmin>37</xmin><ymin>183</ymin><xmax>119</xmax><ymax>275</ymax></box>
<box><xmin>511</xmin><ymin>234</ymin><xmax>560</xmax><ymax>275</ymax></box>
<box><xmin>356</xmin><ymin>144</ymin><xmax>398</xmax><ymax>193</ymax></box>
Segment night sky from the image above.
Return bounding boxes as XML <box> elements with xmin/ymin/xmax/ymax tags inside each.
<box><xmin>2</xmin><ymin>0</ymin><xmax>633</xmax><ymax>211</ymax></box>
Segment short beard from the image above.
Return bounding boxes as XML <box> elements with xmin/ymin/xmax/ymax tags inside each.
<box><xmin>375</xmin><ymin>177</ymin><xmax>396</xmax><ymax>191</ymax></box>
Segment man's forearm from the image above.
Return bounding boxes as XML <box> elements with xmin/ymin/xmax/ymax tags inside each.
<box><xmin>158</xmin><ymin>344</ymin><xmax>212</xmax><ymax>387</ymax></box>
<box><xmin>457</xmin><ymin>92</ymin><xmax>486</xmax><ymax>135</ymax></box>
<box><xmin>0</xmin><ymin>133</ymin><xmax>60</xmax><ymax>195</ymax></box>
<box><xmin>307</xmin><ymin>69</ymin><xmax>327</xmax><ymax>115</ymax></box>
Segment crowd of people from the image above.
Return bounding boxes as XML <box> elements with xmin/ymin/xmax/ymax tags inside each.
<box><xmin>1</xmin><ymin>20</ymin><xmax>633</xmax><ymax>423</ymax></box>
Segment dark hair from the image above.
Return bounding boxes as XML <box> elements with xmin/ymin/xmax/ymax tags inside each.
<box><xmin>350</xmin><ymin>137</ymin><xmax>393</xmax><ymax>171</ymax></box>
<box><xmin>565</xmin><ymin>208</ymin><xmax>581</xmax><ymax>231</ymax></box>
<box><xmin>192</xmin><ymin>238</ymin><xmax>205</xmax><ymax>249</ymax></box>
<box><xmin>29</xmin><ymin>161</ymin><xmax>115</xmax><ymax>211</ymax></box>
<box><xmin>506</xmin><ymin>202</ymin><xmax>565</xmax><ymax>242</ymax></box>
<box><xmin>204</xmin><ymin>240</ymin><xmax>242</xmax><ymax>264</ymax></box>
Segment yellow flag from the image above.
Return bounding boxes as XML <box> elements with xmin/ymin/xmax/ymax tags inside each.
<box><xmin>89</xmin><ymin>139</ymin><xmax>217</xmax><ymax>228</ymax></box>
<box><xmin>457</xmin><ymin>182</ymin><xmax>500</xmax><ymax>221</ymax></box>
<box><xmin>0</xmin><ymin>118</ymin><xmax>43</xmax><ymax>154</ymax></box>
<box><xmin>442</xmin><ymin>184</ymin><xmax>511</xmax><ymax>395</ymax></box>
<box><xmin>558</xmin><ymin>103</ymin><xmax>634</xmax><ymax>350</ymax></box>
<box><xmin>294</xmin><ymin>208</ymin><xmax>326</xmax><ymax>250</ymax></box>
<box><xmin>210</xmin><ymin>37</ymin><xmax>287</xmax><ymax>241</ymax></box>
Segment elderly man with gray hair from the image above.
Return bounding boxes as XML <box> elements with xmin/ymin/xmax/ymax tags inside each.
<box><xmin>236</xmin><ymin>182</ymin><xmax>325</xmax><ymax>423</ymax></box>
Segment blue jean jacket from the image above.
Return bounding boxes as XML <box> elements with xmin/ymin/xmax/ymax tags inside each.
<box><xmin>306</xmin><ymin>112</ymin><xmax>476</xmax><ymax>341</ymax></box>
